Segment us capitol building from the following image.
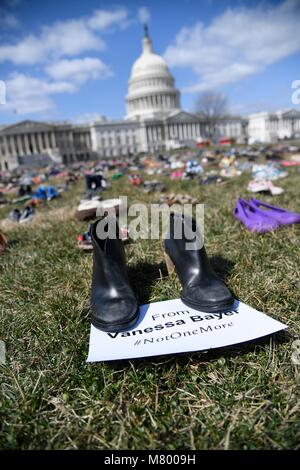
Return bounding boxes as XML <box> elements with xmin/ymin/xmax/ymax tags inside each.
<box><xmin>91</xmin><ymin>27</ymin><xmax>245</xmax><ymax>157</ymax></box>
<box><xmin>1</xmin><ymin>27</ymin><xmax>300</xmax><ymax>171</ymax></box>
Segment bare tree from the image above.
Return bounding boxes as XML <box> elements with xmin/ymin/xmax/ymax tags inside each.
<box><xmin>195</xmin><ymin>91</ymin><xmax>228</xmax><ymax>140</ymax></box>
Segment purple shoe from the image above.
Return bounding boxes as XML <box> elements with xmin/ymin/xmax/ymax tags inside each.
<box><xmin>234</xmin><ymin>198</ymin><xmax>280</xmax><ymax>233</ymax></box>
<box><xmin>249</xmin><ymin>198</ymin><xmax>300</xmax><ymax>226</ymax></box>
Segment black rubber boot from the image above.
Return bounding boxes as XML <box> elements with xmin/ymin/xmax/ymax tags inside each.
<box><xmin>90</xmin><ymin>216</ymin><xmax>139</xmax><ymax>332</ymax></box>
<box><xmin>164</xmin><ymin>212</ymin><xmax>234</xmax><ymax>313</ymax></box>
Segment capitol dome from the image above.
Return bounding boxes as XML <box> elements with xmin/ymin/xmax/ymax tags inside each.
<box><xmin>125</xmin><ymin>26</ymin><xmax>180</xmax><ymax>120</ymax></box>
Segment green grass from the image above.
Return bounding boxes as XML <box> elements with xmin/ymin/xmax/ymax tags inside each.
<box><xmin>0</xmin><ymin>169</ymin><xmax>300</xmax><ymax>450</ymax></box>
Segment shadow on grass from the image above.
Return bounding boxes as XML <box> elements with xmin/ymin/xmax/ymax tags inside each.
<box><xmin>210</xmin><ymin>254</ymin><xmax>237</xmax><ymax>300</ymax></box>
<box><xmin>127</xmin><ymin>261</ymin><xmax>167</xmax><ymax>305</ymax></box>
<box><xmin>210</xmin><ymin>255</ymin><xmax>235</xmax><ymax>281</ymax></box>
<box><xmin>127</xmin><ymin>254</ymin><xmax>236</xmax><ymax>303</ymax></box>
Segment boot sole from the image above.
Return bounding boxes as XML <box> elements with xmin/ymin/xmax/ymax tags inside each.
<box><xmin>180</xmin><ymin>295</ymin><xmax>235</xmax><ymax>313</ymax></box>
<box><xmin>91</xmin><ymin>308</ymin><xmax>140</xmax><ymax>333</ymax></box>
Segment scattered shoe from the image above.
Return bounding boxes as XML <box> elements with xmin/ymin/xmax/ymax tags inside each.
<box><xmin>247</xmin><ymin>179</ymin><xmax>284</xmax><ymax>196</ymax></box>
<box><xmin>76</xmin><ymin>198</ymin><xmax>123</xmax><ymax>221</ymax></box>
<box><xmin>252</xmin><ymin>163</ymin><xmax>288</xmax><ymax>181</ymax></box>
<box><xmin>90</xmin><ymin>216</ymin><xmax>139</xmax><ymax>332</ymax></box>
<box><xmin>160</xmin><ymin>193</ymin><xmax>197</xmax><ymax>206</ymax></box>
<box><xmin>234</xmin><ymin>198</ymin><xmax>280</xmax><ymax>233</ymax></box>
<box><xmin>128</xmin><ymin>174</ymin><xmax>143</xmax><ymax>186</ymax></box>
<box><xmin>143</xmin><ymin>180</ymin><xmax>166</xmax><ymax>193</ymax></box>
<box><xmin>200</xmin><ymin>175</ymin><xmax>224</xmax><ymax>185</ymax></box>
<box><xmin>33</xmin><ymin>185</ymin><xmax>59</xmax><ymax>201</ymax></box>
<box><xmin>249</xmin><ymin>198</ymin><xmax>300</xmax><ymax>226</ymax></box>
<box><xmin>76</xmin><ymin>199</ymin><xmax>102</xmax><ymax>221</ymax></box>
<box><xmin>220</xmin><ymin>168</ymin><xmax>241</xmax><ymax>178</ymax></box>
<box><xmin>170</xmin><ymin>170</ymin><xmax>184</xmax><ymax>180</ymax></box>
<box><xmin>9</xmin><ymin>208</ymin><xmax>21</xmax><ymax>222</ymax></box>
<box><xmin>77</xmin><ymin>231</ymin><xmax>93</xmax><ymax>251</ymax></box>
<box><xmin>8</xmin><ymin>205</ymin><xmax>35</xmax><ymax>223</ymax></box>
<box><xmin>19</xmin><ymin>205</ymin><xmax>35</xmax><ymax>223</ymax></box>
<box><xmin>164</xmin><ymin>212</ymin><xmax>234</xmax><ymax>313</ymax></box>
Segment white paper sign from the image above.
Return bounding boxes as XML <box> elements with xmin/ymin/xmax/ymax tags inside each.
<box><xmin>87</xmin><ymin>299</ymin><xmax>287</xmax><ymax>362</ymax></box>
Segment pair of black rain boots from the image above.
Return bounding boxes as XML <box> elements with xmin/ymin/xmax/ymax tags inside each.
<box><xmin>90</xmin><ymin>213</ymin><xmax>234</xmax><ymax>333</ymax></box>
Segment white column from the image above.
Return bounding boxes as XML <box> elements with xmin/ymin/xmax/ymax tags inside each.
<box><xmin>31</xmin><ymin>134</ymin><xmax>37</xmax><ymax>153</ymax></box>
<box><xmin>17</xmin><ymin>135</ymin><xmax>23</xmax><ymax>155</ymax></box>
<box><xmin>178</xmin><ymin>124</ymin><xmax>182</xmax><ymax>140</ymax></box>
<box><xmin>37</xmin><ymin>133</ymin><xmax>43</xmax><ymax>152</ymax></box>
<box><xmin>139</xmin><ymin>122</ymin><xmax>148</xmax><ymax>152</ymax></box>
<box><xmin>166</xmin><ymin>124</ymin><xmax>170</xmax><ymax>140</ymax></box>
<box><xmin>24</xmin><ymin>134</ymin><xmax>30</xmax><ymax>154</ymax></box>
<box><xmin>10</xmin><ymin>136</ymin><xmax>16</xmax><ymax>155</ymax></box>
<box><xmin>50</xmin><ymin>132</ymin><xmax>56</xmax><ymax>148</ymax></box>
<box><xmin>3</xmin><ymin>136</ymin><xmax>9</xmax><ymax>156</ymax></box>
<box><xmin>45</xmin><ymin>132</ymin><xmax>50</xmax><ymax>149</ymax></box>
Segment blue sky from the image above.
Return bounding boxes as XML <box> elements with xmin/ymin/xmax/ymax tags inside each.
<box><xmin>0</xmin><ymin>0</ymin><xmax>299</xmax><ymax>124</ymax></box>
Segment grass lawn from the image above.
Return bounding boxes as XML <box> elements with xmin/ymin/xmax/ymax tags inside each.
<box><xmin>0</xmin><ymin>169</ymin><xmax>299</xmax><ymax>450</ymax></box>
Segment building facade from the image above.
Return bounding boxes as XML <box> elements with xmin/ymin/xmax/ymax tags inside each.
<box><xmin>247</xmin><ymin>109</ymin><xmax>300</xmax><ymax>143</ymax></box>
<box><xmin>0</xmin><ymin>120</ymin><xmax>93</xmax><ymax>171</ymax></box>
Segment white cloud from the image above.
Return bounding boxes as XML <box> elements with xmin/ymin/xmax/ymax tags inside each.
<box><xmin>164</xmin><ymin>0</ymin><xmax>300</xmax><ymax>92</ymax></box>
<box><xmin>0</xmin><ymin>35</ymin><xmax>45</xmax><ymax>65</ymax></box>
<box><xmin>45</xmin><ymin>57</ymin><xmax>112</xmax><ymax>83</ymax></box>
<box><xmin>0</xmin><ymin>7</ymin><xmax>128</xmax><ymax>65</ymax></box>
<box><xmin>2</xmin><ymin>73</ymin><xmax>77</xmax><ymax>115</ymax></box>
<box><xmin>88</xmin><ymin>8</ymin><xmax>128</xmax><ymax>30</ymax></box>
<box><xmin>41</xmin><ymin>19</ymin><xmax>104</xmax><ymax>59</ymax></box>
<box><xmin>138</xmin><ymin>7</ymin><xmax>151</xmax><ymax>24</ymax></box>
<box><xmin>0</xmin><ymin>7</ymin><xmax>127</xmax><ymax>116</ymax></box>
